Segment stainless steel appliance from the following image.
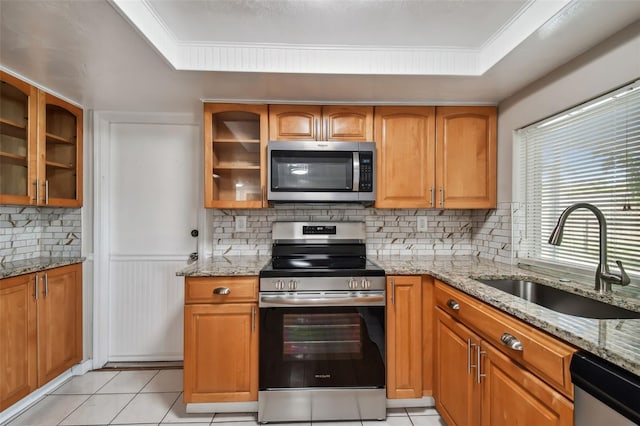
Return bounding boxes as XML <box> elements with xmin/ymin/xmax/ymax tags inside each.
<box><xmin>571</xmin><ymin>351</ymin><xmax>640</xmax><ymax>425</ymax></box>
<box><xmin>258</xmin><ymin>222</ymin><xmax>386</xmax><ymax>423</ymax></box>
<box><xmin>267</xmin><ymin>141</ymin><xmax>376</xmax><ymax>204</ymax></box>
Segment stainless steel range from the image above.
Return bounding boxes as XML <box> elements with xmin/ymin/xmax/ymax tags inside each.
<box><xmin>258</xmin><ymin>222</ymin><xmax>386</xmax><ymax>423</ymax></box>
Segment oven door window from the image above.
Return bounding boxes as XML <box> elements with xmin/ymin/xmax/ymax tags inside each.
<box><xmin>283</xmin><ymin>313</ymin><xmax>362</xmax><ymax>361</ymax></box>
<box><xmin>270</xmin><ymin>151</ymin><xmax>353</xmax><ymax>191</ymax></box>
<box><xmin>260</xmin><ymin>306</ymin><xmax>385</xmax><ymax>389</ymax></box>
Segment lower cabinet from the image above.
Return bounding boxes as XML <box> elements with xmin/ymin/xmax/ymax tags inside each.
<box><xmin>183</xmin><ymin>276</ymin><xmax>258</xmax><ymax>404</ymax></box>
<box><xmin>0</xmin><ymin>263</ymin><xmax>82</xmax><ymax>411</ymax></box>
<box><xmin>386</xmin><ymin>275</ymin><xmax>433</xmax><ymax>399</ymax></box>
<box><xmin>434</xmin><ymin>280</ymin><xmax>574</xmax><ymax>426</ymax></box>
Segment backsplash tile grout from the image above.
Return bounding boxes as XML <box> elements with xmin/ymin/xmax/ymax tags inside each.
<box><xmin>210</xmin><ymin>203</ymin><xmax>513</xmax><ymax>261</ymax></box>
<box><xmin>0</xmin><ymin>206</ymin><xmax>82</xmax><ymax>264</ymax></box>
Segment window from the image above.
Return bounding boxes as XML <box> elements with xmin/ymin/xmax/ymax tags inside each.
<box><xmin>515</xmin><ymin>81</ymin><xmax>640</xmax><ymax>279</ymax></box>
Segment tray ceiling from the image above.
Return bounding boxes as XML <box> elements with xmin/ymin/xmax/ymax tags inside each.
<box><xmin>112</xmin><ymin>0</ymin><xmax>573</xmax><ymax>75</ymax></box>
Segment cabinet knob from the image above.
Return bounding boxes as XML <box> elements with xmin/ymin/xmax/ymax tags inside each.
<box><xmin>213</xmin><ymin>287</ymin><xmax>231</xmax><ymax>295</ymax></box>
<box><xmin>447</xmin><ymin>299</ymin><xmax>460</xmax><ymax>311</ymax></box>
<box><xmin>501</xmin><ymin>333</ymin><xmax>524</xmax><ymax>351</ymax></box>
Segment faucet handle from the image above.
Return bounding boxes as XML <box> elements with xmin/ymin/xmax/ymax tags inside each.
<box><xmin>615</xmin><ymin>260</ymin><xmax>631</xmax><ymax>286</ymax></box>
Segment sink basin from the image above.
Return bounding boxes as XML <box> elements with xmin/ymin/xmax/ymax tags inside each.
<box><xmin>475</xmin><ymin>279</ymin><xmax>640</xmax><ymax>319</ymax></box>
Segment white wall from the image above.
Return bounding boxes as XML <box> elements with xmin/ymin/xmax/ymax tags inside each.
<box><xmin>496</xmin><ymin>20</ymin><xmax>640</xmax><ymax>202</ymax></box>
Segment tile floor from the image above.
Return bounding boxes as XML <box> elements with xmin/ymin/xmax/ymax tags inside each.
<box><xmin>3</xmin><ymin>370</ymin><xmax>445</xmax><ymax>426</ymax></box>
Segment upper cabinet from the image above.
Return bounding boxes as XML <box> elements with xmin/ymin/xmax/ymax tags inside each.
<box><xmin>374</xmin><ymin>105</ymin><xmax>496</xmax><ymax>209</ymax></box>
<box><xmin>375</xmin><ymin>106</ymin><xmax>436</xmax><ymax>208</ymax></box>
<box><xmin>436</xmin><ymin>106</ymin><xmax>496</xmax><ymax>209</ymax></box>
<box><xmin>0</xmin><ymin>72</ymin><xmax>83</xmax><ymax>207</ymax></box>
<box><xmin>38</xmin><ymin>92</ymin><xmax>83</xmax><ymax>207</ymax></box>
<box><xmin>0</xmin><ymin>73</ymin><xmax>38</xmax><ymax>205</ymax></box>
<box><xmin>269</xmin><ymin>105</ymin><xmax>373</xmax><ymax>141</ymax></box>
<box><xmin>204</xmin><ymin>103</ymin><xmax>268</xmax><ymax>208</ymax></box>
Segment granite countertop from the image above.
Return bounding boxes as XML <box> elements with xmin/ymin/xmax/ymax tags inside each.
<box><xmin>176</xmin><ymin>255</ymin><xmax>270</xmax><ymax>277</ymax></box>
<box><xmin>177</xmin><ymin>254</ymin><xmax>640</xmax><ymax>376</ymax></box>
<box><xmin>373</xmin><ymin>255</ymin><xmax>640</xmax><ymax>376</ymax></box>
<box><xmin>1</xmin><ymin>257</ymin><xmax>85</xmax><ymax>279</ymax></box>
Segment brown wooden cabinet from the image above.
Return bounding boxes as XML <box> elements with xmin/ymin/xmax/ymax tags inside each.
<box><xmin>183</xmin><ymin>276</ymin><xmax>258</xmax><ymax>403</ymax></box>
<box><xmin>0</xmin><ymin>273</ymin><xmax>37</xmax><ymax>410</ymax></box>
<box><xmin>436</xmin><ymin>106</ymin><xmax>496</xmax><ymax>209</ymax></box>
<box><xmin>204</xmin><ymin>104</ymin><xmax>268</xmax><ymax>208</ymax></box>
<box><xmin>386</xmin><ymin>275</ymin><xmax>423</xmax><ymax>399</ymax></box>
<box><xmin>434</xmin><ymin>280</ymin><xmax>574</xmax><ymax>426</ymax></box>
<box><xmin>38</xmin><ymin>92</ymin><xmax>83</xmax><ymax>207</ymax></box>
<box><xmin>269</xmin><ymin>105</ymin><xmax>373</xmax><ymax>141</ymax></box>
<box><xmin>374</xmin><ymin>106</ymin><xmax>436</xmax><ymax>208</ymax></box>
<box><xmin>0</xmin><ymin>72</ymin><xmax>83</xmax><ymax>207</ymax></box>
<box><xmin>36</xmin><ymin>264</ymin><xmax>83</xmax><ymax>385</ymax></box>
<box><xmin>0</xmin><ymin>72</ymin><xmax>38</xmax><ymax>205</ymax></box>
<box><xmin>0</xmin><ymin>263</ymin><xmax>82</xmax><ymax>410</ymax></box>
<box><xmin>435</xmin><ymin>309</ymin><xmax>480</xmax><ymax>426</ymax></box>
<box><xmin>374</xmin><ymin>105</ymin><xmax>496</xmax><ymax>209</ymax></box>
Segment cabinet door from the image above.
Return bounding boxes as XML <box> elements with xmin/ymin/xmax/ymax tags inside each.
<box><xmin>0</xmin><ymin>273</ymin><xmax>37</xmax><ymax>410</ymax></box>
<box><xmin>204</xmin><ymin>104</ymin><xmax>268</xmax><ymax>208</ymax></box>
<box><xmin>322</xmin><ymin>106</ymin><xmax>373</xmax><ymax>141</ymax></box>
<box><xmin>386</xmin><ymin>275</ymin><xmax>422</xmax><ymax>399</ymax></box>
<box><xmin>37</xmin><ymin>264</ymin><xmax>82</xmax><ymax>386</ymax></box>
<box><xmin>481</xmin><ymin>343</ymin><xmax>573</xmax><ymax>426</ymax></box>
<box><xmin>374</xmin><ymin>106</ymin><xmax>436</xmax><ymax>208</ymax></box>
<box><xmin>184</xmin><ymin>303</ymin><xmax>258</xmax><ymax>403</ymax></box>
<box><xmin>436</xmin><ymin>106</ymin><xmax>496</xmax><ymax>208</ymax></box>
<box><xmin>38</xmin><ymin>91</ymin><xmax>83</xmax><ymax>207</ymax></box>
<box><xmin>0</xmin><ymin>72</ymin><xmax>38</xmax><ymax>205</ymax></box>
<box><xmin>268</xmin><ymin>105</ymin><xmax>322</xmax><ymax>141</ymax></box>
<box><xmin>435</xmin><ymin>309</ymin><xmax>481</xmax><ymax>426</ymax></box>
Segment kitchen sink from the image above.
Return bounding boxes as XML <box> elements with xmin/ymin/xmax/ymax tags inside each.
<box><xmin>474</xmin><ymin>279</ymin><xmax>640</xmax><ymax>319</ymax></box>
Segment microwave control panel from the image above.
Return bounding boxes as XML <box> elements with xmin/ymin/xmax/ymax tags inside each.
<box><xmin>359</xmin><ymin>152</ymin><xmax>374</xmax><ymax>192</ymax></box>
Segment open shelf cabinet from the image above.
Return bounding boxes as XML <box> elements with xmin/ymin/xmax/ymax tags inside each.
<box><xmin>204</xmin><ymin>104</ymin><xmax>268</xmax><ymax>208</ymax></box>
<box><xmin>0</xmin><ymin>71</ymin><xmax>83</xmax><ymax>207</ymax></box>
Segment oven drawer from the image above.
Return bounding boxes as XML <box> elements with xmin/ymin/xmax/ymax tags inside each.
<box><xmin>185</xmin><ymin>276</ymin><xmax>258</xmax><ymax>304</ymax></box>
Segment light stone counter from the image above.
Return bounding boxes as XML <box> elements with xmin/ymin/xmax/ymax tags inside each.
<box><xmin>176</xmin><ymin>255</ymin><xmax>270</xmax><ymax>277</ymax></box>
<box><xmin>0</xmin><ymin>257</ymin><xmax>85</xmax><ymax>279</ymax></box>
<box><xmin>176</xmin><ymin>254</ymin><xmax>640</xmax><ymax>375</ymax></box>
<box><xmin>373</xmin><ymin>255</ymin><xmax>640</xmax><ymax>375</ymax></box>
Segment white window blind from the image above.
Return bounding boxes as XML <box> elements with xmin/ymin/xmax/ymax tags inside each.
<box><xmin>516</xmin><ymin>81</ymin><xmax>640</xmax><ymax>278</ymax></box>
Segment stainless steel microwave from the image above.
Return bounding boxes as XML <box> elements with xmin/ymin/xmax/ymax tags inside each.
<box><xmin>267</xmin><ymin>141</ymin><xmax>376</xmax><ymax>204</ymax></box>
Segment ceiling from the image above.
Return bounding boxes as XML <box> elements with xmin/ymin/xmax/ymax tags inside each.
<box><xmin>1</xmin><ymin>0</ymin><xmax>640</xmax><ymax>113</ymax></box>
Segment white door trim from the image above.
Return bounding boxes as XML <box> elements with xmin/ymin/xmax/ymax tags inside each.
<box><xmin>92</xmin><ymin>111</ymin><xmax>201</xmax><ymax>369</ymax></box>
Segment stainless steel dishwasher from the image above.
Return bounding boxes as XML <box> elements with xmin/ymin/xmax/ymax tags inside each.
<box><xmin>570</xmin><ymin>351</ymin><xmax>639</xmax><ymax>425</ymax></box>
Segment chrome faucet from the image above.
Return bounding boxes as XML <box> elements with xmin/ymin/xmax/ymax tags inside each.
<box><xmin>548</xmin><ymin>203</ymin><xmax>630</xmax><ymax>294</ymax></box>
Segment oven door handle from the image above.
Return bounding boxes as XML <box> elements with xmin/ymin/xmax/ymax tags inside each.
<box><xmin>259</xmin><ymin>292</ymin><xmax>385</xmax><ymax>307</ymax></box>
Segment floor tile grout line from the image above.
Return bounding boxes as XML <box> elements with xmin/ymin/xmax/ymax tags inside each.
<box><xmin>105</xmin><ymin>370</ymin><xmax>163</xmax><ymax>426</ymax></box>
<box><xmin>49</xmin><ymin>369</ymin><xmax>122</xmax><ymax>426</ymax></box>
<box><xmin>157</xmin><ymin>391</ymin><xmax>183</xmax><ymax>425</ymax></box>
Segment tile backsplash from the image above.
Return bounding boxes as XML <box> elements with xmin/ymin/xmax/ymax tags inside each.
<box><xmin>211</xmin><ymin>202</ymin><xmax>513</xmax><ymax>262</ymax></box>
<box><xmin>0</xmin><ymin>206</ymin><xmax>81</xmax><ymax>264</ymax></box>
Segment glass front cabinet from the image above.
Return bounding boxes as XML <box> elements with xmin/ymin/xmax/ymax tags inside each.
<box><xmin>204</xmin><ymin>103</ymin><xmax>268</xmax><ymax>208</ymax></box>
<box><xmin>0</xmin><ymin>71</ymin><xmax>83</xmax><ymax>207</ymax></box>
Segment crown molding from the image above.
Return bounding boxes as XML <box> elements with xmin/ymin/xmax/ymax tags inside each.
<box><xmin>110</xmin><ymin>0</ymin><xmax>576</xmax><ymax>76</ymax></box>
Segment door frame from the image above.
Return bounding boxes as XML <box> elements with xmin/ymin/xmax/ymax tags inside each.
<box><xmin>92</xmin><ymin>111</ymin><xmax>204</xmax><ymax>369</ymax></box>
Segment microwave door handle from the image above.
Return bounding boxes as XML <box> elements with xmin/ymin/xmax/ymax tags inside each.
<box><xmin>353</xmin><ymin>152</ymin><xmax>360</xmax><ymax>191</ymax></box>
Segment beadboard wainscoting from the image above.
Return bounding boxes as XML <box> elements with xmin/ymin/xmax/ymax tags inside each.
<box><xmin>109</xmin><ymin>256</ymin><xmax>186</xmax><ymax>361</ymax></box>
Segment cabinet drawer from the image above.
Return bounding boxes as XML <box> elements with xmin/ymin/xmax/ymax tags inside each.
<box><xmin>185</xmin><ymin>277</ymin><xmax>258</xmax><ymax>304</ymax></box>
<box><xmin>435</xmin><ymin>281</ymin><xmax>576</xmax><ymax>399</ymax></box>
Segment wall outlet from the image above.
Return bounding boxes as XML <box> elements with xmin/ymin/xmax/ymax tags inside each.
<box><xmin>235</xmin><ymin>216</ymin><xmax>247</xmax><ymax>232</ymax></box>
<box><xmin>417</xmin><ymin>216</ymin><xmax>428</xmax><ymax>232</ymax></box>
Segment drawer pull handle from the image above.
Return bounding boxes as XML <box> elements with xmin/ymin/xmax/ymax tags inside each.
<box><xmin>501</xmin><ymin>333</ymin><xmax>524</xmax><ymax>351</ymax></box>
<box><xmin>447</xmin><ymin>299</ymin><xmax>460</xmax><ymax>311</ymax></box>
<box><xmin>213</xmin><ymin>287</ymin><xmax>231</xmax><ymax>295</ymax></box>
